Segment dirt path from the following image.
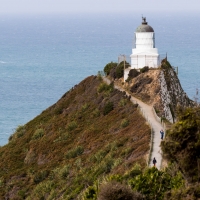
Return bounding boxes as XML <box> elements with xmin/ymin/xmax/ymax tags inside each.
<box><xmin>103</xmin><ymin>77</ymin><xmax>163</xmax><ymax>169</ymax></box>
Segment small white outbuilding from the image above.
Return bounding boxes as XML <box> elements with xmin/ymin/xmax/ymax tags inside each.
<box><xmin>124</xmin><ymin>17</ymin><xmax>159</xmax><ymax>80</ymax></box>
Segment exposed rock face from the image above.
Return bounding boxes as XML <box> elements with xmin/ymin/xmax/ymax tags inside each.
<box><xmin>120</xmin><ymin>60</ymin><xmax>192</xmax><ymax>123</ymax></box>
<box><xmin>159</xmin><ymin>70</ymin><xmax>174</xmax><ymax>123</ymax></box>
<box><xmin>159</xmin><ymin>60</ymin><xmax>192</xmax><ymax>123</ymax></box>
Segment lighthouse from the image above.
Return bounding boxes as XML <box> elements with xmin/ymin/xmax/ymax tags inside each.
<box><xmin>124</xmin><ymin>17</ymin><xmax>159</xmax><ymax>80</ymax></box>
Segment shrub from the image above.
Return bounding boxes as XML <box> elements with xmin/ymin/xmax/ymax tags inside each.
<box><xmin>65</xmin><ymin>146</ymin><xmax>84</xmax><ymax>159</ymax></box>
<box><xmin>129</xmin><ymin>167</ymin><xmax>184</xmax><ymax>200</ymax></box>
<box><xmin>109</xmin><ymin>67</ymin><xmax>117</xmax><ymax>79</ymax></box>
<box><xmin>128</xmin><ymin>69</ymin><xmax>140</xmax><ymax>79</ymax></box>
<box><xmin>104</xmin><ymin>62</ymin><xmax>118</xmax><ymax>75</ymax></box>
<box><xmin>140</xmin><ymin>66</ymin><xmax>149</xmax><ymax>73</ymax></box>
<box><xmin>97</xmin><ymin>181</ymin><xmax>142</xmax><ymax>200</ymax></box>
<box><xmin>0</xmin><ymin>178</ymin><xmax>4</xmax><ymax>187</ymax></box>
<box><xmin>84</xmin><ymin>186</ymin><xmax>98</xmax><ymax>199</ymax></box>
<box><xmin>67</xmin><ymin>121</ymin><xmax>78</xmax><ymax>131</ymax></box>
<box><xmin>18</xmin><ymin>190</ymin><xmax>26</xmax><ymax>199</ymax></box>
<box><xmin>32</xmin><ymin>128</ymin><xmax>44</xmax><ymax>140</ymax></box>
<box><xmin>119</xmin><ymin>98</ymin><xmax>128</xmax><ymax>106</ymax></box>
<box><xmin>16</xmin><ymin>125</ymin><xmax>26</xmax><ymax>138</ymax></box>
<box><xmin>79</xmin><ymin>181</ymin><xmax>99</xmax><ymax>200</ymax></box>
<box><xmin>161</xmin><ymin>106</ymin><xmax>200</xmax><ymax>182</ymax></box>
<box><xmin>90</xmin><ymin>149</ymin><xmax>110</xmax><ymax>163</ymax></box>
<box><xmin>116</xmin><ymin>64</ymin><xmax>124</xmax><ymax>79</ymax></box>
<box><xmin>27</xmin><ymin>181</ymin><xmax>55</xmax><ymax>200</ymax></box>
<box><xmin>9</xmin><ymin>125</ymin><xmax>26</xmax><ymax>142</ymax></box>
<box><xmin>59</xmin><ymin>165</ymin><xmax>70</xmax><ymax>179</ymax></box>
<box><xmin>82</xmin><ymin>103</ymin><xmax>89</xmax><ymax>112</ymax></box>
<box><xmin>103</xmin><ymin>102</ymin><xmax>114</xmax><ymax>115</ymax></box>
<box><xmin>92</xmin><ymin>108</ymin><xmax>100</xmax><ymax>117</ymax></box>
<box><xmin>161</xmin><ymin>59</ymin><xmax>172</xmax><ymax>69</ymax></box>
<box><xmin>34</xmin><ymin>170</ymin><xmax>49</xmax><ymax>184</ymax></box>
<box><xmin>121</xmin><ymin>119</ymin><xmax>129</xmax><ymax>128</ymax></box>
<box><xmin>97</xmin><ymin>83</ymin><xmax>113</xmax><ymax>93</ymax></box>
<box><xmin>93</xmin><ymin>158</ymin><xmax>114</xmax><ymax>177</ymax></box>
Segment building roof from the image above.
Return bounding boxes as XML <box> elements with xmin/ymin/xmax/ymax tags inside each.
<box><xmin>135</xmin><ymin>17</ymin><xmax>154</xmax><ymax>32</ymax></box>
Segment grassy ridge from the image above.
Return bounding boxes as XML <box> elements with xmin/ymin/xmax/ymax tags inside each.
<box><xmin>0</xmin><ymin>75</ymin><xmax>150</xmax><ymax>199</ymax></box>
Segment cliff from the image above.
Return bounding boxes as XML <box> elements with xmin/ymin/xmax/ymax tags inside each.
<box><xmin>117</xmin><ymin>59</ymin><xmax>192</xmax><ymax>124</ymax></box>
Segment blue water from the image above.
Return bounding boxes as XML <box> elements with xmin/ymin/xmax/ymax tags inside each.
<box><xmin>0</xmin><ymin>12</ymin><xmax>200</xmax><ymax>146</ymax></box>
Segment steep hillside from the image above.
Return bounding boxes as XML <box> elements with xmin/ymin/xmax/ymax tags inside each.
<box><xmin>110</xmin><ymin>60</ymin><xmax>192</xmax><ymax>123</ymax></box>
<box><xmin>0</xmin><ymin>75</ymin><xmax>150</xmax><ymax>199</ymax></box>
<box><xmin>161</xmin><ymin>106</ymin><xmax>200</xmax><ymax>199</ymax></box>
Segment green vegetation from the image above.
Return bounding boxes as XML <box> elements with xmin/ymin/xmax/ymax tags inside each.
<box><xmin>9</xmin><ymin>125</ymin><xmax>26</xmax><ymax>142</ymax></box>
<box><xmin>67</xmin><ymin>121</ymin><xmax>78</xmax><ymax>131</ymax></box>
<box><xmin>160</xmin><ymin>106</ymin><xmax>200</xmax><ymax>199</ymax></box>
<box><xmin>104</xmin><ymin>62</ymin><xmax>118</xmax><ymax>75</ymax></box>
<box><xmin>65</xmin><ymin>146</ymin><xmax>84</xmax><ymax>159</ymax></box>
<box><xmin>161</xmin><ymin>58</ymin><xmax>172</xmax><ymax>70</ymax></box>
<box><xmin>140</xmin><ymin>66</ymin><xmax>149</xmax><ymax>73</ymax></box>
<box><xmin>103</xmin><ymin>101</ymin><xmax>114</xmax><ymax>115</ymax></box>
<box><xmin>32</xmin><ymin>128</ymin><xmax>44</xmax><ymax>140</ymax></box>
<box><xmin>80</xmin><ymin>163</ymin><xmax>184</xmax><ymax>200</ymax></box>
<box><xmin>0</xmin><ymin>65</ymin><xmax>197</xmax><ymax>199</ymax></box>
<box><xmin>121</xmin><ymin>119</ymin><xmax>129</xmax><ymax>128</ymax></box>
<box><xmin>126</xmin><ymin>69</ymin><xmax>140</xmax><ymax>82</ymax></box>
<box><xmin>98</xmin><ymin>181</ymin><xmax>142</xmax><ymax>200</ymax></box>
<box><xmin>0</xmin><ymin>75</ymin><xmax>149</xmax><ymax>199</ymax></box>
<box><xmin>161</xmin><ymin>106</ymin><xmax>200</xmax><ymax>182</ymax></box>
<box><xmin>108</xmin><ymin>61</ymin><xmax>130</xmax><ymax>79</ymax></box>
<box><xmin>97</xmin><ymin>82</ymin><xmax>114</xmax><ymax>93</ymax></box>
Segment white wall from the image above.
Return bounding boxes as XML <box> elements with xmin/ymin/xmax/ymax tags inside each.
<box><xmin>135</xmin><ymin>32</ymin><xmax>155</xmax><ymax>49</ymax></box>
<box><xmin>131</xmin><ymin>54</ymin><xmax>159</xmax><ymax>69</ymax></box>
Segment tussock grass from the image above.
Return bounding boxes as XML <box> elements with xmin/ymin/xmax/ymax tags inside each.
<box><xmin>0</xmin><ymin>75</ymin><xmax>150</xmax><ymax>199</ymax></box>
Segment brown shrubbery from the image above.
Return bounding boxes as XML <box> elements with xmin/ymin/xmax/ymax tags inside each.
<box><xmin>97</xmin><ymin>181</ymin><xmax>143</xmax><ymax>200</ymax></box>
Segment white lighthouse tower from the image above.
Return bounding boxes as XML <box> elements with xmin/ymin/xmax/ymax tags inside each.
<box><xmin>124</xmin><ymin>17</ymin><xmax>159</xmax><ymax>80</ymax></box>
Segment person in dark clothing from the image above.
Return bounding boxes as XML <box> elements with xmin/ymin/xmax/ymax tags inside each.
<box><xmin>153</xmin><ymin>157</ymin><xmax>157</xmax><ymax>167</ymax></box>
<box><xmin>160</xmin><ymin>129</ymin><xmax>164</xmax><ymax>140</ymax></box>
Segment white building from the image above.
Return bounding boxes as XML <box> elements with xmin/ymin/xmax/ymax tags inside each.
<box><xmin>124</xmin><ymin>17</ymin><xmax>159</xmax><ymax>80</ymax></box>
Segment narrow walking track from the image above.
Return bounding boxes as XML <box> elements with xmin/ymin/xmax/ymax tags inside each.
<box><xmin>103</xmin><ymin>77</ymin><xmax>164</xmax><ymax>169</ymax></box>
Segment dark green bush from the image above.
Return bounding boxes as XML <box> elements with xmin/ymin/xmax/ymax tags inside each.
<box><xmin>115</xmin><ymin>64</ymin><xmax>124</xmax><ymax>79</ymax></box>
<box><xmin>109</xmin><ymin>67</ymin><xmax>117</xmax><ymax>79</ymax></box>
<box><xmin>140</xmin><ymin>66</ymin><xmax>149</xmax><ymax>73</ymax></box>
<box><xmin>161</xmin><ymin>59</ymin><xmax>172</xmax><ymax>69</ymax></box>
<box><xmin>161</xmin><ymin>106</ymin><xmax>200</xmax><ymax>182</ymax></box>
<box><xmin>104</xmin><ymin>62</ymin><xmax>118</xmax><ymax>75</ymax></box>
<box><xmin>103</xmin><ymin>102</ymin><xmax>114</xmax><ymax>115</ymax></box>
<box><xmin>127</xmin><ymin>69</ymin><xmax>140</xmax><ymax>81</ymax></box>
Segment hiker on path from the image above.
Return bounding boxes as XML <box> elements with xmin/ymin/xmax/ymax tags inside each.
<box><xmin>153</xmin><ymin>157</ymin><xmax>157</xmax><ymax>167</ymax></box>
<box><xmin>160</xmin><ymin>129</ymin><xmax>164</xmax><ymax>140</ymax></box>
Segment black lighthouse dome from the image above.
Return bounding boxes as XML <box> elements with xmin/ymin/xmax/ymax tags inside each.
<box><xmin>135</xmin><ymin>17</ymin><xmax>154</xmax><ymax>32</ymax></box>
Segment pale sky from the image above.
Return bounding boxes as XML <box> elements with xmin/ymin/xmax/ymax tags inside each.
<box><xmin>0</xmin><ymin>0</ymin><xmax>199</xmax><ymax>15</ymax></box>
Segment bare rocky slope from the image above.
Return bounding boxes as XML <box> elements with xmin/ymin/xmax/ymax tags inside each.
<box><xmin>116</xmin><ymin>60</ymin><xmax>192</xmax><ymax>124</ymax></box>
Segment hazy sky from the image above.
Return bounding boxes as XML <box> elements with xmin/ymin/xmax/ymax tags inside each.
<box><xmin>0</xmin><ymin>0</ymin><xmax>199</xmax><ymax>15</ymax></box>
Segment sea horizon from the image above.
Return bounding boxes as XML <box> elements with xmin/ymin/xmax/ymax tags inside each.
<box><xmin>0</xmin><ymin>11</ymin><xmax>200</xmax><ymax>145</ymax></box>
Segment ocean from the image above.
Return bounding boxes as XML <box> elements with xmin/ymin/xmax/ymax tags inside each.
<box><xmin>0</xmin><ymin>12</ymin><xmax>200</xmax><ymax>146</ymax></box>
